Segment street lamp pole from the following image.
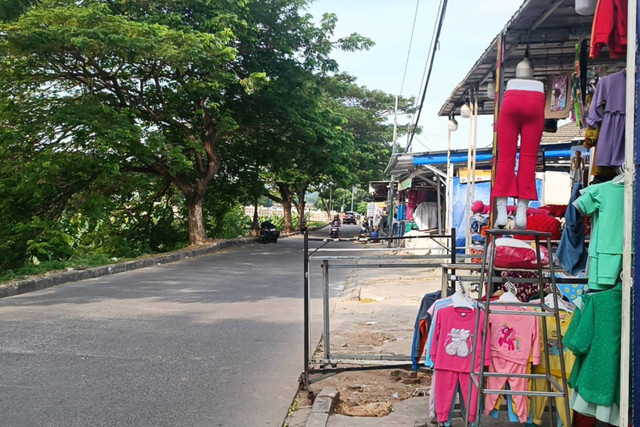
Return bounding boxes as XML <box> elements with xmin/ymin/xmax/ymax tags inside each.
<box><xmin>350</xmin><ymin>185</ymin><xmax>355</xmax><ymax>211</ymax></box>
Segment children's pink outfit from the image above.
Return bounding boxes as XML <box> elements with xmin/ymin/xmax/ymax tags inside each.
<box><xmin>484</xmin><ymin>308</ymin><xmax>540</xmax><ymax>423</ymax></box>
<box><xmin>431</xmin><ymin>306</ymin><xmax>490</xmax><ymax>423</ymax></box>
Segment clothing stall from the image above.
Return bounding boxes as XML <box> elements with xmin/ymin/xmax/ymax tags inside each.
<box><xmin>410</xmin><ymin>0</ymin><xmax>637</xmax><ymax>425</ymax></box>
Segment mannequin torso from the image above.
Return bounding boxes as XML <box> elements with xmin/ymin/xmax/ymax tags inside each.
<box><xmin>506</xmin><ymin>78</ymin><xmax>544</xmax><ymax>93</ymax></box>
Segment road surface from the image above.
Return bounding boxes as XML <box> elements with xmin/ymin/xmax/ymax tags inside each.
<box><xmin>0</xmin><ymin>224</ymin><xmax>363</xmax><ymax>426</ymax></box>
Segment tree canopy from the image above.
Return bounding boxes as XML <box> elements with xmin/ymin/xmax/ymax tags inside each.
<box><xmin>0</xmin><ymin>0</ymin><xmax>410</xmax><ymax>274</ymax></box>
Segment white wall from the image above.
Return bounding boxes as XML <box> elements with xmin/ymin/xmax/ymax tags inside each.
<box><xmin>537</xmin><ymin>171</ymin><xmax>572</xmax><ymax>205</ymax></box>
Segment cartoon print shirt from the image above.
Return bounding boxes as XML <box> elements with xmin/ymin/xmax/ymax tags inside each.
<box><xmin>489</xmin><ymin>308</ymin><xmax>540</xmax><ymax>366</ymax></box>
<box><xmin>431</xmin><ymin>306</ymin><xmax>490</xmax><ymax>372</ymax></box>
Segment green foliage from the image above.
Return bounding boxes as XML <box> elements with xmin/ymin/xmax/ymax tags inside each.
<box><xmin>356</xmin><ymin>201</ymin><xmax>370</xmax><ymax>216</ymax></box>
<box><xmin>209</xmin><ymin>204</ymin><xmax>252</xmax><ymax>239</ymax></box>
<box><xmin>0</xmin><ymin>253</ymin><xmax>124</xmax><ymax>283</ymax></box>
<box><xmin>261</xmin><ymin>215</ymin><xmax>302</xmax><ymax>231</ymax></box>
<box><xmin>0</xmin><ymin>0</ymin><xmax>398</xmax><ymax>277</ymax></box>
<box><xmin>0</xmin><ymin>0</ymin><xmax>38</xmax><ymax>22</ymax></box>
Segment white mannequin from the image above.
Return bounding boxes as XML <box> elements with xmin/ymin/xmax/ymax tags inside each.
<box><xmin>494</xmin><ymin>57</ymin><xmax>543</xmax><ymax>229</ymax></box>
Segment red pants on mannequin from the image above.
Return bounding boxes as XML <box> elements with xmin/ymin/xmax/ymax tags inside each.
<box><xmin>493</xmin><ymin>90</ymin><xmax>545</xmax><ymax>200</ymax></box>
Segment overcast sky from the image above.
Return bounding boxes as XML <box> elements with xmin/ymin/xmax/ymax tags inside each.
<box><xmin>306</xmin><ymin>0</ymin><xmax>524</xmax><ymax>152</ymax></box>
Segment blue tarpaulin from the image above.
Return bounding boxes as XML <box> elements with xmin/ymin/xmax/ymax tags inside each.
<box><xmin>414</xmin><ymin>149</ymin><xmax>573</xmax><ymax>166</ymax></box>
<box><xmin>451</xmin><ymin>177</ymin><xmax>542</xmax><ymax>251</ymax></box>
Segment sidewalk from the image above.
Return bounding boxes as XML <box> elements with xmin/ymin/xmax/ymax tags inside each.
<box><xmin>286</xmin><ymin>265</ymin><xmax>440</xmax><ymax>426</ymax></box>
<box><xmin>285</xmin><ymin>260</ymin><xmax>562</xmax><ymax>427</ymax></box>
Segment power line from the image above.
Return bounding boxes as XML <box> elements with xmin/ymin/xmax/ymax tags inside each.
<box><xmin>407</xmin><ymin>0</ymin><xmax>448</xmax><ymax>152</ymax></box>
<box><xmin>399</xmin><ymin>0</ymin><xmax>421</xmax><ymax>97</ymax></box>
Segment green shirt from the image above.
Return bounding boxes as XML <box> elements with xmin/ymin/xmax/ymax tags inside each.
<box><xmin>563</xmin><ymin>284</ymin><xmax>621</xmax><ymax>406</ymax></box>
<box><xmin>576</xmin><ymin>181</ymin><xmax>624</xmax><ymax>289</ymax></box>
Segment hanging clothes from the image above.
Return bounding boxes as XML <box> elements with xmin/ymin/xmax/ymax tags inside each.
<box><xmin>431</xmin><ymin>306</ymin><xmax>490</xmax><ymax>424</ymax></box>
<box><xmin>484</xmin><ymin>307</ymin><xmax>540</xmax><ymax>423</ymax></box>
<box><xmin>585</xmin><ymin>70</ymin><xmax>626</xmax><ymax>167</ymax></box>
<box><xmin>567</xmin><ymin>294</ymin><xmax>620</xmax><ymax>425</ymax></box>
<box><xmin>574</xmin><ymin>180</ymin><xmax>624</xmax><ymax>290</ymax></box>
<box><xmin>590</xmin><ymin>0</ymin><xmax>628</xmax><ymax>59</ymax></box>
<box><xmin>563</xmin><ymin>284</ymin><xmax>622</xmax><ymax>423</ymax></box>
<box><xmin>413</xmin><ymin>202</ymin><xmax>438</xmax><ymax>230</ymax></box>
<box><xmin>410</xmin><ymin>290</ymin><xmax>442</xmax><ymax>370</ymax></box>
<box><xmin>396</xmin><ymin>202</ymin><xmax>406</xmax><ymax>221</ymax></box>
<box><xmin>557</xmin><ymin>182</ymin><xmax>588</xmax><ymax>275</ymax></box>
<box><xmin>530</xmin><ymin>311</ymin><xmax>576</xmax><ymax>427</ymax></box>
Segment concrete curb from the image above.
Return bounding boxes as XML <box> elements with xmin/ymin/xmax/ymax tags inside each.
<box><xmin>306</xmin><ymin>387</ymin><xmax>339</xmax><ymax>427</ymax></box>
<box><xmin>0</xmin><ymin>236</ymin><xmax>261</xmax><ymax>299</ymax></box>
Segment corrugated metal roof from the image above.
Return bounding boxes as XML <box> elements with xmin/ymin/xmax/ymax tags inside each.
<box><xmin>541</xmin><ymin>122</ymin><xmax>586</xmax><ymax>143</ymax></box>
<box><xmin>438</xmin><ymin>0</ymin><xmax>621</xmax><ymax>117</ymax></box>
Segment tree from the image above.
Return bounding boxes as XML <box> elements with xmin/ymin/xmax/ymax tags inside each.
<box><xmin>327</xmin><ymin>75</ymin><xmax>416</xmax><ymax>184</ymax></box>
<box><xmin>0</xmin><ymin>0</ymin><xmax>371</xmax><ymax>246</ymax></box>
<box><xmin>260</xmin><ymin>76</ymin><xmax>357</xmax><ymax>233</ymax></box>
<box><xmin>311</xmin><ymin>77</ymin><xmax>415</xmax><ymax>220</ymax></box>
<box><xmin>0</xmin><ymin>0</ymin><xmax>38</xmax><ymax>22</ymax></box>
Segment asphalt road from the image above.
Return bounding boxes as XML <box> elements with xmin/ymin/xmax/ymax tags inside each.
<box><xmin>0</xmin><ymin>224</ymin><xmax>363</xmax><ymax>427</ymax></box>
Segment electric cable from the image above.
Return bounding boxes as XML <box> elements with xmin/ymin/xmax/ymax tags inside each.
<box><xmin>399</xmin><ymin>0</ymin><xmax>421</xmax><ymax>97</ymax></box>
<box><xmin>407</xmin><ymin>0</ymin><xmax>448</xmax><ymax>152</ymax></box>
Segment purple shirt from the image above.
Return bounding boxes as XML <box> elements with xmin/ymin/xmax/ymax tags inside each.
<box><xmin>586</xmin><ymin>70</ymin><xmax>626</xmax><ymax>167</ymax></box>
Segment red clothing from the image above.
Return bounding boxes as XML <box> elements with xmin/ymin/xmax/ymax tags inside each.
<box><xmin>590</xmin><ymin>0</ymin><xmax>627</xmax><ymax>59</ymax></box>
<box><xmin>540</xmin><ymin>204</ymin><xmax>567</xmax><ymax>218</ymax></box>
<box><xmin>493</xmin><ymin>90</ymin><xmax>545</xmax><ymax>200</ymax></box>
<box><xmin>514</xmin><ymin>214</ymin><xmax>562</xmax><ymax>241</ymax></box>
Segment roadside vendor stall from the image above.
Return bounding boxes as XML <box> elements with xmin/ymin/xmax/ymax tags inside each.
<box><xmin>386</xmin><ymin>127</ymin><xmax>586</xmax><ymax>254</ymax></box>
<box><xmin>416</xmin><ymin>0</ymin><xmax>637</xmax><ymax>425</ymax></box>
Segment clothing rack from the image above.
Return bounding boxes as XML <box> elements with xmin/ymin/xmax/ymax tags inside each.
<box><xmin>464</xmin><ymin>229</ymin><xmax>571</xmax><ymax>427</ymax></box>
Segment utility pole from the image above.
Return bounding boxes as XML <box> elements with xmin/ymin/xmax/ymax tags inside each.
<box><xmin>388</xmin><ymin>95</ymin><xmax>399</xmax><ymax>241</ymax></box>
<box><xmin>329</xmin><ymin>187</ymin><xmax>332</xmax><ymax>214</ymax></box>
<box><xmin>350</xmin><ymin>185</ymin><xmax>355</xmax><ymax>211</ymax></box>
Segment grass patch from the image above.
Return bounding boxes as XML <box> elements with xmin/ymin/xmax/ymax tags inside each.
<box><xmin>0</xmin><ymin>253</ymin><xmax>134</xmax><ymax>284</ymax></box>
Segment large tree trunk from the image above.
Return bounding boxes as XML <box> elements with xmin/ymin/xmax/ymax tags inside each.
<box><xmin>274</xmin><ymin>183</ymin><xmax>295</xmax><ymax>234</ymax></box>
<box><xmin>281</xmin><ymin>199</ymin><xmax>293</xmax><ymax>233</ymax></box>
<box><xmin>250</xmin><ymin>197</ymin><xmax>260</xmax><ymax>237</ymax></box>
<box><xmin>297</xmin><ymin>200</ymin><xmax>306</xmax><ymax>230</ymax></box>
<box><xmin>186</xmin><ymin>195</ymin><xmax>207</xmax><ymax>244</ymax></box>
<box><xmin>294</xmin><ymin>185</ymin><xmax>308</xmax><ymax>231</ymax></box>
<box><xmin>318</xmin><ymin>195</ymin><xmax>332</xmax><ymax>221</ymax></box>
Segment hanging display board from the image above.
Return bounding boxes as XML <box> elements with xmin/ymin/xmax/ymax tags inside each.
<box><xmin>544</xmin><ymin>73</ymin><xmax>572</xmax><ymax>119</ymax></box>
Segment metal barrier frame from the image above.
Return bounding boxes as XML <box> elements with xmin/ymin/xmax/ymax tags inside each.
<box><xmin>300</xmin><ymin>229</ymin><xmax>457</xmax><ymax>390</ymax></box>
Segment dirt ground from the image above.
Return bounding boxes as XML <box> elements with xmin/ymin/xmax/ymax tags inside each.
<box><xmin>300</xmin><ymin>368</ymin><xmax>431</xmax><ymax>417</ymax></box>
<box><xmin>293</xmin><ymin>267</ymin><xmax>443</xmax><ymax>418</ymax></box>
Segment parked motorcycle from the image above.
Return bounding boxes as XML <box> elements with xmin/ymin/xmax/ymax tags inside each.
<box><xmin>258</xmin><ymin>220</ymin><xmax>280</xmax><ymax>243</ymax></box>
<box><xmin>359</xmin><ymin>222</ymin><xmax>370</xmax><ymax>239</ymax></box>
<box><xmin>329</xmin><ymin>219</ymin><xmax>340</xmax><ymax>239</ymax></box>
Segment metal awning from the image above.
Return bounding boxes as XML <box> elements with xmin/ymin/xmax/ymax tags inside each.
<box><xmin>438</xmin><ymin>0</ymin><xmax>622</xmax><ymax>117</ymax></box>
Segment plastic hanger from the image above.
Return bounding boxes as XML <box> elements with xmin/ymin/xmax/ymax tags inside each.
<box><xmin>452</xmin><ymin>279</ymin><xmax>474</xmax><ymax>309</ymax></box>
<box><xmin>612</xmin><ymin>166</ymin><xmax>625</xmax><ymax>184</ymax></box>
<box><xmin>544</xmin><ymin>285</ymin><xmax>572</xmax><ymax>312</ymax></box>
<box><xmin>612</xmin><ymin>174</ymin><xmax>624</xmax><ymax>184</ymax></box>
<box><xmin>498</xmin><ymin>280</ymin><xmax>520</xmax><ymax>303</ymax></box>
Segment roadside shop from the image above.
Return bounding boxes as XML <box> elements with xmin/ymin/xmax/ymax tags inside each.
<box><xmin>385</xmin><ymin>125</ymin><xmax>585</xmax><ymax>252</ymax></box>
<box><xmin>412</xmin><ymin>0</ymin><xmax>636</xmax><ymax>425</ymax></box>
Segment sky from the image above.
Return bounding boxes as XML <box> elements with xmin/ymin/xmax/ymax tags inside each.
<box><xmin>306</xmin><ymin>0</ymin><xmax>524</xmax><ymax>153</ymax></box>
